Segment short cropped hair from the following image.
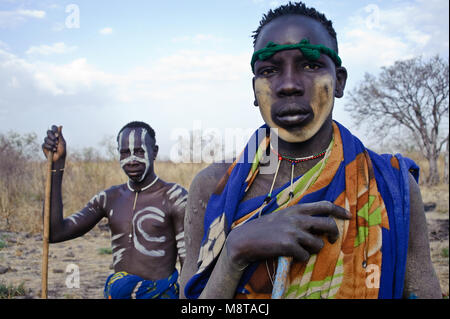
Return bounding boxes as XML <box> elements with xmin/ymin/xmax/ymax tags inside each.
<box><xmin>252</xmin><ymin>1</ymin><xmax>338</xmax><ymax>52</ymax></box>
<box><xmin>117</xmin><ymin>121</ymin><xmax>156</xmax><ymax>143</ymax></box>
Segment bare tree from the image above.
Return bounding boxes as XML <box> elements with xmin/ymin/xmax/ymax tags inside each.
<box><xmin>345</xmin><ymin>55</ymin><xmax>449</xmax><ymax>185</ymax></box>
<box><xmin>444</xmin><ymin>139</ymin><xmax>449</xmax><ymax>184</ymax></box>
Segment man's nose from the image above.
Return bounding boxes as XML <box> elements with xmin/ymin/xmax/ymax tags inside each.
<box><xmin>127</xmin><ymin>157</ymin><xmax>140</xmax><ymax>165</ymax></box>
<box><xmin>276</xmin><ymin>66</ymin><xmax>304</xmax><ymax>97</ymax></box>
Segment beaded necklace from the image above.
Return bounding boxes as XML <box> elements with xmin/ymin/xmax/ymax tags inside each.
<box><xmin>260</xmin><ymin>144</ymin><xmax>329</xmax><ymax>286</ymax></box>
<box><xmin>259</xmin><ymin>144</ymin><xmax>328</xmax><ymax>209</ymax></box>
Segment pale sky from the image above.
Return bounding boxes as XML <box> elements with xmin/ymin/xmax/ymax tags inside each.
<box><xmin>0</xmin><ymin>0</ymin><xmax>448</xmax><ymax>159</ymax></box>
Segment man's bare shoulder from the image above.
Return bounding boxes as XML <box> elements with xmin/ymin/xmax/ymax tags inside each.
<box><xmin>158</xmin><ymin>179</ymin><xmax>187</xmax><ymax>195</ymax></box>
<box><xmin>189</xmin><ymin>162</ymin><xmax>231</xmax><ymax>199</ymax></box>
<box><xmin>157</xmin><ymin>179</ymin><xmax>188</xmax><ymax>214</ymax></box>
<box><xmin>101</xmin><ymin>183</ymin><xmax>127</xmax><ymax>198</ymax></box>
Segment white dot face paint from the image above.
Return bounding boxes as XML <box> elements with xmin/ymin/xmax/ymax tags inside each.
<box><xmin>118</xmin><ymin>127</ymin><xmax>152</xmax><ymax>183</ymax></box>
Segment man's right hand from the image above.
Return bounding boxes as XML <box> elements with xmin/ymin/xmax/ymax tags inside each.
<box><xmin>225</xmin><ymin>201</ymin><xmax>352</xmax><ymax>269</ymax></box>
<box><xmin>42</xmin><ymin>125</ymin><xmax>66</xmax><ymax>162</ymax></box>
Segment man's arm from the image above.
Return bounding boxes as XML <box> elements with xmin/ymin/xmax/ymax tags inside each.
<box><xmin>179</xmin><ymin>163</ymin><xmax>351</xmax><ymax>299</ymax></box>
<box><xmin>43</xmin><ymin>125</ymin><xmax>106</xmax><ymax>243</ymax></box>
<box><xmin>403</xmin><ymin>173</ymin><xmax>442</xmax><ymax>298</ymax></box>
<box><xmin>179</xmin><ymin>163</ymin><xmax>230</xmax><ymax>298</ymax></box>
<box><xmin>168</xmin><ymin>185</ymin><xmax>188</xmax><ymax>268</ymax></box>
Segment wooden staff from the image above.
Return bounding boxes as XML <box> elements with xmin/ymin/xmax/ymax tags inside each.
<box><xmin>41</xmin><ymin>151</ymin><xmax>53</xmax><ymax>299</ymax></box>
<box><xmin>271</xmin><ymin>256</ymin><xmax>292</xmax><ymax>299</ymax></box>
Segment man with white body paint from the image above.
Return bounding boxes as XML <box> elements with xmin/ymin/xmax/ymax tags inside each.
<box><xmin>42</xmin><ymin>121</ymin><xmax>187</xmax><ymax>299</ymax></box>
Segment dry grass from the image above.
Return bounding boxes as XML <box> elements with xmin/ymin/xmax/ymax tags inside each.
<box><xmin>0</xmin><ymin>148</ymin><xmax>447</xmax><ymax>232</ymax></box>
<box><xmin>0</xmin><ymin>159</ymin><xmax>208</xmax><ymax>234</ymax></box>
<box><xmin>0</xmin><ymin>141</ymin><xmax>447</xmax><ymax>297</ymax></box>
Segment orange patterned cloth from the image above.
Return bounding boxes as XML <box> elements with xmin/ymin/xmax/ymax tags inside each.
<box><xmin>185</xmin><ymin>121</ymin><xmax>417</xmax><ymax>299</ymax></box>
<box><xmin>235</xmin><ymin>123</ymin><xmax>388</xmax><ymax>299</ymax></box>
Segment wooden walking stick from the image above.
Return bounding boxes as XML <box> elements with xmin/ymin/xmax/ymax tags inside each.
<box><xmin>41</xmin><ymin>150</ymin><xmax>53</xmax><ymax>299</ymax></box>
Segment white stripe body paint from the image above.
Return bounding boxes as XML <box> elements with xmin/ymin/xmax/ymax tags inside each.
<box><xmin>118</xmin><ymin>131</ymin><xmax>124</xmax><ymax>152</ymax></box>
<box><xmin>132</xmin><ymin>206</ymin><xmax>166</xmax><ymax>257</ymax></box>
<box><xmin>175</xmin><ymin>231</ymin><xmax>186</xmax><ymax>258</ymax></box>
<box><xmin>174</xmin><ymin>194</ymin><xmax>188</xmax><ymax>209</ymax></box>
<box><xmin>175</xmin><ymin>231</ymin><xmax>185</xmax><ymax>241</ymax></box>
<box><xmin>111</xmin><ymin>233</ymin><xmax>124</xmax><ymax>242</ymax></box>
<box><xmin>111</xmin><ymin>233</ymin><xmax>126</xmax><ymax>266</ymax></box>
<box><xmin>67</xmin><ymin>211</ymin><xmax>84</xmax><ymax>225</ymax></box>
<box><xmin>68</xmin><ymin>190</ymin><xmax>107</xmax><ymax>224</ymax></box>
<box><xmin>139</xmin><ymin>128</ymin><xmax>150</xmax><ymax>182</ymax></box>
<box><xmin>89</xmin><ymin>191</ymin><xmax>107</xmax><ymax>209</ymax></box>
<box><xmin>113</xmin><ymin>248</ymin><xmax>126</xmax><ymax>267</ymax></box>
<box><xmin>119</xmin><ymin>128</ymin><xmax>151</xmax><ymax>183</ymax></box>
<box><xmin>166</xmin><ymin>184</ymin><xmax>178</xmax><ymax>196</ymax></box>
<box><xmin>169</xmin><ymin>188</ymin><xmax>182</xmax><ymax>200</ymax></box>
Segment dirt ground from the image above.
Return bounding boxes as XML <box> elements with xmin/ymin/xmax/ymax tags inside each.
<box><xmin>0</xmin><ymin>211</ymin><xmax>448</xmax><ymax>299</ymax></box>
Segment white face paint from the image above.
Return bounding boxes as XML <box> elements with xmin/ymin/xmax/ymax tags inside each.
<box><xmin>119</xmin><ymin>128</ymin><xmax>152</xmax><ymax>183</ymax></box>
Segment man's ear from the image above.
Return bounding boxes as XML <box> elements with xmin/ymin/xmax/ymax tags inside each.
<box><xmin>335</xmin><ymin>66</ymin><xmax>348</xmax><ymax>98</ymax></box>
<box><xmin>153</xmin><ymin>145</ymin><xmax>159</xmax><ymax>160</ymax></box>
<box><xmin>252</xmin><ymin>77</ymin><xmax>258</xmax><ymax>106</ymax></box>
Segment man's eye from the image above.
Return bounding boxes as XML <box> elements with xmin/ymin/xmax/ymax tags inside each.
<box><xmin>134</xmin><ymin>149</ymin><xmax>145</xmax><ymax>155</ymax></box>
<box><xmin>304</xmin><ymin>63</ymin><xmax>320</xmax><ymax>70</ymax></box>
<box><xmin>259</xmin><ymin>68</ymin><xmax>277</xmax><ymax>76</ymax></box>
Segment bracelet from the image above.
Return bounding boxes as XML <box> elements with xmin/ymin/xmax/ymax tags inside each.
<box><xmin>51</xmin><ymin>168</ymin><xmax>65</xmax><ymax>173</ymax></box>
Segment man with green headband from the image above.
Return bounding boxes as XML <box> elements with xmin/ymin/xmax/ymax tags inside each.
<box><xmin>180</xmin><ymin>2</ymin><xmax>441</xmax><ymax>299</ymax></box>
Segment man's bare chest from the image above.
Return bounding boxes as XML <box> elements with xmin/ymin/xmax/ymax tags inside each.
<box><xmin>105</xmin><ymin>190</ymin><xmax>172</xmax><ymax>238</ymax></box>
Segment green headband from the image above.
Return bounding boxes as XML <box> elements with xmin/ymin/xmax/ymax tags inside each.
<box><xmin>251</xmin><ymin>38</ymin><xmax>342</xmax><ymax>72</ymax></box>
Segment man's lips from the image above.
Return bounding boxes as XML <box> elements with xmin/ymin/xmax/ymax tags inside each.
<box><xmin>124</xmin><ymin>164</ymin><xmax>145</xmax><ymax>177</ymax></box>
<box><xmin>274</xmin><ymin>106</ymin><xmax>313</xmax><ymax>127</ymax></box>
<box><xmin>127</xmin><ymin>171</ymin><xmax>142</xmax><ymax>176</ymax></box>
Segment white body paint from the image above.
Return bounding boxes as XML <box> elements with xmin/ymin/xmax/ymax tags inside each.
<box><xmin>132</xmin><ymin>206</ymin><xmax>166</xmax><ymax>257</ymax></box>
<box><xmin>166</xmin><ymin>184</ymin><xmax>178</xmax><ymax>195</ymax></box>
<box><xmin>67</xmin><ymin>191</ymin><xmax>107</xmax><ymax>225</ymax></box>
<box><xmin>67</xmin><ymin>211</ymin><xmax>84</xmax><ymax>225</ymax></box>
<box><xmin>111</xmin><ymin>233</ymin><xmax>125</xmax><ymax>242</ymax></box>
<box><xmin>113</xmin><ymin>248</ymin><xmax>126</xmax><ymax>267</ymax></box>
<box><xmin>169</xmin><ymin>188</ymin><xmax>182</xmax><ymax>200</ymax></box>
<box><xmin>176</xmin><ymin>231</ymin><xmax>186</xmax><ymax>258</ymax></box>
<box><xmin>89</xmin><ymin>191</ymin><xmax>107</xmax><ymax>209</ymax></box>
<box><xmin>174</xmin><ymin>194</ymin><xmax>188</xmax><ymax>209</ymax></box>
<box><xmin>111</xmin><ymin>233</ymin><xmax>126</xmax><ymax>266</ymax></box>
